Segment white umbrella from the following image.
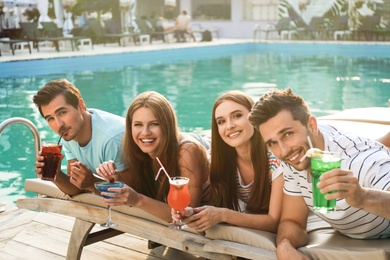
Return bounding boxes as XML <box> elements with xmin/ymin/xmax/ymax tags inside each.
<box><xmin>52</xmin><ymin>0</ymin><xmax>63</xmax><ymax>28</ymax></box>
<box><xmin>37</xmin><ymin>0</ymin><xmax>50</xmax><ymax>28</ymax></box>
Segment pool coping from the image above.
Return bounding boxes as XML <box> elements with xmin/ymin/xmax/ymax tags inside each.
<box><xmin>1</xmin><ymin>38</ymin><xmax>389</xmax><ymax>64</ymax></box>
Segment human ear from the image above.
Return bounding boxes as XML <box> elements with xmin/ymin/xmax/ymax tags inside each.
<box><xmin>78</xmin><ymin>98</ymin><xmax>87</xmax><ymax>111</ymax></box>
<box><xmin>307</xmin><ymin>116</ymin><xmax>318</xmax><ymax>135</ymax></box>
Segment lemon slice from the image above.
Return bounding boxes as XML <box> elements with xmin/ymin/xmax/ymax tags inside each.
<box><xmin>304</xmin><ymin>148</ymin><xmax>322</xmax><ymax>158</ymax></box>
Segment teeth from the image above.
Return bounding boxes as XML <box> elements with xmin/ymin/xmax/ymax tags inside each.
<box><xmin>229</xmin><ymin>131</ymin><xmax>239</xmax><ymax>137</ymax></box>
<box><xmin>290</xmin><ymin>153</ymin><xmax>299</xmax><ymax>161</ymax></box>
<box><xmin>141</xmin><ymin>139</ymin><xmax>154</xmax><ymax>143</ymax></box>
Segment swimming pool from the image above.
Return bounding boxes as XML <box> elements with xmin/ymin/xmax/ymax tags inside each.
<box><xmin>1</xmin><ymin>42</ymin><xmax>390</xmax><ymax>205</ymax></box>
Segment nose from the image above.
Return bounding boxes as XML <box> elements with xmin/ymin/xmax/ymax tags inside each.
<box><xmin>278</xmin><ymin>141</ymin><xmax>290</xmax><ymax>159</ymax></box>
<box><xmin>54</xmin><ymin>117</ymin><xmax>64</xmax><ymax>130</ymax></box>
<box><xmin>141</xmin><ymin>125</ymin><xmax>150</xmax><ymax>135</ymax></box>
<box><xmin>227</xmin><ymin>119</ymin><xmax>235</xmax><ymax>129</ymax></box>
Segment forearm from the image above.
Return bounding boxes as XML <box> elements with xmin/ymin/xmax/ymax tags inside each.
<box><xmin>133</xmin><ymin>193</ymin><xmax>173</xmax><ymax>223</ymax></box>
<box><xmin>276</xmin><ymin>220</ymin><xmax>308</xmax><ymax>248</ymax></box>
<box><xmin>53</xmin><ymin>171</ymin><xmax>83</xmax><ymax>196</ymax></box>
<box><xmin>360</xmin><ymin>188</ymin><xmax>390</xmax><ymax>219</ymax></box>
<box><xmin>223</xmin><ymin>209</ymin><xmax>279</xmax><ymax>233</ymax></box>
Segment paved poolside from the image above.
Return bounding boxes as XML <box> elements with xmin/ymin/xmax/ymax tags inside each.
<box><xmin>1</xmin><ymin>38</ymin><xmax>389</xmax><ymax>63</ymax></box>
<box><xmin>0</xmin><ymin>38</ymin><xmax>253</xmax><ymax>63</ymax></box>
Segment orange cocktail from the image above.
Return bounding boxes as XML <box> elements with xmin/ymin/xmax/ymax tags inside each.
<box><xmin>167</xmin><ymin>177</ymin><xmax>190</xmax><ymax>229</ymax></box>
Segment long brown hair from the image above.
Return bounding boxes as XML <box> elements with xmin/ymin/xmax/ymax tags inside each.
<box><xmin>210</xmin><ymin>90</ymin><xmax>271</xmax><ymax>213</ymax></box>
<box><xmin>123</xmin><ymin>91</ymin><xmax>181</xmax><ymax>201</ymax></box>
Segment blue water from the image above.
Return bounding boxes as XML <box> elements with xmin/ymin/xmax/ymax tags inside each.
<box><xmin>1</xmin><ymin>42</ymin><xmax>390</xmax><ymax>205</ymax></box>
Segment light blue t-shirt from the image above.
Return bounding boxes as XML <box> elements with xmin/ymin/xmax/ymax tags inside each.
<box><xmin>62</xmin><ymin>109</ymin><xmax>125</xmax><ymax>173</ymax></box>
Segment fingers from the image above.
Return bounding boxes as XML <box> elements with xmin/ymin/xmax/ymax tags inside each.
<box><xmin>171</xmin><ymin>211</ymin><xmax>181</xmax><ymax>222</ymax></box>
<box><xmin>100</xmin><ymin>186</ymin><xmax>129</xmax><ymax>206</ymax></box>
<box><xmin>96</xmin><ymin>161</ymin><xmax>117</xmax><ymax>177</ymax></box>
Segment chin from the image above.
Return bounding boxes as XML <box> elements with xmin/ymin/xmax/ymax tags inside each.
<box><xmin>294</xmin><ymin>160</ymin><xmax>311</xmax><ymax>171</ymax></box>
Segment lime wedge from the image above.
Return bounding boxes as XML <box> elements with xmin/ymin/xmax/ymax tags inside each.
<box><xmin>304</xmin><ymin>148</ymin><xmax>322</xmax><ymax>158</ymax></box>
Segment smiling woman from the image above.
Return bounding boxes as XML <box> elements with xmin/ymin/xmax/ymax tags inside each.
<box><xmin>95</xmin><ymin>91</ymin><xmax>211</xmax><ymax>223</ymax></box>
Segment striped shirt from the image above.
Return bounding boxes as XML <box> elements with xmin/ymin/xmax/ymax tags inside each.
<box><xmin>283</xmin><ymin>124</ymin><xmax>390</xmax><ymax>239</ymax></box>
<box><xmin>236</xmin><ymin>152</ymin><xmax>282</xmax><ymax>212</ymax></box>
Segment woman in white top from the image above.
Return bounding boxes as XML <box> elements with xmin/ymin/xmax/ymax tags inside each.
<box><xmin>173</xmin><ymin>90</ymin><xmax>284</xmax><ymax>232</ymax></box>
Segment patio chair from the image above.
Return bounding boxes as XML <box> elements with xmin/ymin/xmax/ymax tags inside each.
<box><xmin>356</xmin><ymin>15</ymin><xmax>382</xmax><ymax>41</ymax></box>
<box><xmin>324</xmin><ymin>16</ymin><xmax>350</xmax><ymax>41</ymax></box>
<box><xmin>302</xmin><ymin>17</ymin><xmax>326</xmax><ymax>40</ymax></box>
<box><xmin>40</xmin><ymin>21</ymin><xmax>92</xmax><ymax>52</ymax></box>
<box><xmin>259</xmin><ymin>17</ymin><xmax>297</xmax><ymax>40</ymax></box>
<box><xmin>134</xmin><ymin>17</ymin><xmax>171</xmax><ymax>44</ymax></box>
<box><xmin>87</xmin><ymin>18</ymin><xmax>139</xmax><ymax>46</ymax></box>
<box><xmin>18</xmin><ymin>22</ymin><xmax>45</xmax><ymax>51</ymax></box>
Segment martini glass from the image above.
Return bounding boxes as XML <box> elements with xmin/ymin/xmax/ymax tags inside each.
<box><xmin>94</xmin><ymin>181</ymin><xmax>124</xmax><ymax>227</ymax></box>
<box><xmin>167</xmin><ymin>177</ymin><xmax>190</xmax><ymax>229</ymax></box>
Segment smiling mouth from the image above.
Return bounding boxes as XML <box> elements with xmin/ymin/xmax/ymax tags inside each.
<box><xmin>140</xmin><ymin>138</ymin><xmax>155</xmax><ymax>143</ymax></box>
<box><xmin>286</xmin><ymin>150</ymin><xmax>303</xmax><ymax>163</ymax></box>
<box><xmin>228</xmin><ymin>131</ymin><xmax>240</xmax><ymax>138</ymax></box>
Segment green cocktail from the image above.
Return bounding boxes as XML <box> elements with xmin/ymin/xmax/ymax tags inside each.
<box><xmin>310</xmin><ymin>151</ymin><xmax>341</xmax><ymax>214</ymax></box>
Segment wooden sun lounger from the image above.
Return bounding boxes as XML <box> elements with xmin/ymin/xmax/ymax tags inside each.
<box><xmin>17</xmin><ymin>177</ymin><xmax>390</xmax><ymax>260</ymax></box>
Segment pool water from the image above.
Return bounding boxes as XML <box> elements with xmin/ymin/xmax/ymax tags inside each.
<box><xmin>1</xmin><ymin>42</ymin><xmax>389</xmax><ymax>205</ymax></box>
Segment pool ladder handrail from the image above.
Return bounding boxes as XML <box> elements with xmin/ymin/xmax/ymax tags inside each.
<box><xmin>0</xmin><ymin>117</ymin><xmax>41</xmax><ymax>161</ymax></box>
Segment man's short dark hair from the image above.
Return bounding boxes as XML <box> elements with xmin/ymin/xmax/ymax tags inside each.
<box><xmin>248</xmin><ymin>88</ymin><xmax>311</xmax><ymax>130</ymax></box>
<box><xmin>32</xmin><ymin>79</ymin><xmax>82</xmax><ymax>117</ymax></box>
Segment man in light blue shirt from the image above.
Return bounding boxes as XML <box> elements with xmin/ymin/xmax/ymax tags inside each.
<box><xmin>33</xmin><ymin>79</ymin><xmax>125</xmax><ymax>196</ymax></box>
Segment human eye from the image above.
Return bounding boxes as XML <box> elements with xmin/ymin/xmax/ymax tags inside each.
<box><xmin>45</xmin><ymin>116</ymin><xmax>54</xmax><ymax>123</ymax></box>
<box><xmin>133</xmin><ymin>122</ymin><xmax>142</xmax><ymax>127</ymax></box>
<box><xmin>233</xmin><ymin>113</ymin><xmax>243</xmax><ymax>119</ymax></box>
<box><xmin>267</xmin><ymin>141</ymin><xmax>276</xmax><ymax>148</ymax></box>
<box><xmin>151</xmin><ymin>121</ymin><xmax>160</xmax><ymax>126</ymax></box>
<box><xmin>284</xmin><ymin>131</ymin><xmax>293</xmax><ymax>138</ymax></box>
<box><xmin>216</xmin><ymin>119</ymin><xmax>225</xmax><ymax>125</ymax></box>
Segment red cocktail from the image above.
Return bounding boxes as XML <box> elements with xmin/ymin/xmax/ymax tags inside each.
<box><xmin>167</xmin><ymin>177</ymin><xmax>190</xmax><ymax>229</ymax></box>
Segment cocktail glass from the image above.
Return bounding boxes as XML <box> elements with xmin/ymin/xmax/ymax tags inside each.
<box><xmin>94</xmin><ymin>181</ymin><xmax>124</xmax><ymax>227</ymax></box>
<box><xmin>167</xmin><ymin>176</ymin><xmax>190</xmax><ymax>229</ymax></box>
<box><xmin>311</xmin><ymin>151</ymin><xmax>341</xmax><ymax>214</ymax></box>
<box><xmin>41</xmin><ymin>142</ymin><xmax>62</xmax><ymax>181</ymax></box>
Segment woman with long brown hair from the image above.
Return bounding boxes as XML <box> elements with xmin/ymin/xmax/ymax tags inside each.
<box><xmin>96</xmin><ymin>91</ymin><xmax>210</xmax><ymax>222</ymax></box>
<box><xmin>173</xmin><ymin>90</ymin><xmax>284</xmax><ymax>233</ymax></box>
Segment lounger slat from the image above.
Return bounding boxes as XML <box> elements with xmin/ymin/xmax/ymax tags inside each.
<box><xmin>204</xmin><ymin>240</ymin><xmax>277</xmax><ymax>260</ymax></box>
<box><xmin>16</xmin><ymin>197</ymin><xmax>235</xmax><ymax>259</ymax></box>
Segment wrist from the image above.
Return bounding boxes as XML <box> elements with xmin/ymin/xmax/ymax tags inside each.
<box><xmin>220</xmin><ymin>207</ymin><xmax>228</xmax><ymax>223</ymax></box>
<box><xmin>131</xmin><ymin>192</ymin><xmax>143</xmax><ymax>207</ymax></box>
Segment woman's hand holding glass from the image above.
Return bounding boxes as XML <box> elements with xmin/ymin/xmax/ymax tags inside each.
<box><xmin>180</xmin><ymin>205</ymin><xmax>223</xmax><ymax>232</ymax></box>
<box><xmin>171</xmin><ymin>207</ymin><xmax>194</xmax><ymax>224</ymax></box>
<box><xmin>100</xmin><ymin>183</ymin><xmax>141</xmax><ymax>207</ymax></box>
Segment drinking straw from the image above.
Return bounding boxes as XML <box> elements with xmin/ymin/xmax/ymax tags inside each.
<box><xmin>155</xmin><ymin>157</ymin><xmax>171</xmax><ymax>180</ymax></box>
<box><xmin>307</xmin><ymin>136</ymin><xmax>314</xmax><ymax>150</ymax></box>
<box><xmin>299</xmin><ymin>136</ymin><xmax>314</xmax><ymax>162</ymax></box>
<box><xmin>57</xmin><ymin>133</ymin><xmax>63</xmax><ymax>145</ymax></box>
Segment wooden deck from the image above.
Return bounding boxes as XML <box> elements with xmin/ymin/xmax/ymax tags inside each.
<box><xmin>0</xmin><ymin>203</ymin><xmax>204</xmax><ymax>260</ymax></box>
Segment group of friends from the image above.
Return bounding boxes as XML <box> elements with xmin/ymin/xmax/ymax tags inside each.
<box><xmin>33</xmin><ymin>79</ymin><xmax>390</xmax><ymax>259</ymax></box>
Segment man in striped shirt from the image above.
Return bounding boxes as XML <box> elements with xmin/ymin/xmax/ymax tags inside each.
<box><xmin>248</xmin><ymin>88</ymin><xmax>390</xmax><ymax>260</ymax></box>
